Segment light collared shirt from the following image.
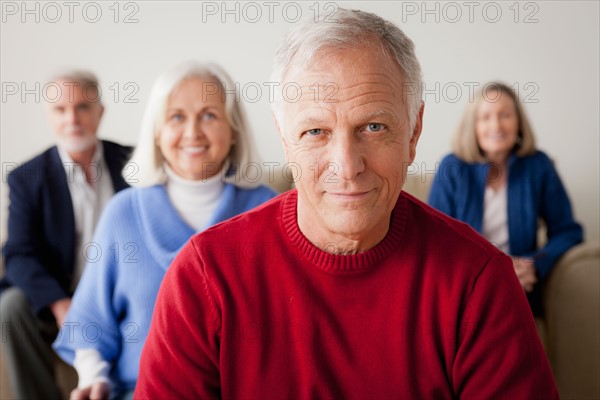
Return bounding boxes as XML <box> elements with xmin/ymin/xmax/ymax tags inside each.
<box><xmin>57</xmin><ymin>141</ymin><xmax>114</xmax><ymax>291</ymax></box>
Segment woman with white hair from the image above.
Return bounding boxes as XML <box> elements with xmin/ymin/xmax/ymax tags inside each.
<box><xmin>52</xmin><ymin>61</ymin><xmax>277</xmax><ymax>400</ymax></box>
<box><xmin>429</xmin><ymin>82</ymin><xmax>583</xmax><ymax>316</ymax></box>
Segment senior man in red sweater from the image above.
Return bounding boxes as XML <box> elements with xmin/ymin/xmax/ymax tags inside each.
<box><xmin>135</xmin><ymin>8</ymin><xmax>558</xmax><ymax>399</ymax></box>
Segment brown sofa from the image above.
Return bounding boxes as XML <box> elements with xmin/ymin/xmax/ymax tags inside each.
<box><xmin>543</xmin><ymin>242</ymin><xmax>600</xmax><ymax>398</ymax></box>
<box><xmin>1</xmin><ymin>173</ymin><xmax>598</xmax><ymax>399</ymax></box>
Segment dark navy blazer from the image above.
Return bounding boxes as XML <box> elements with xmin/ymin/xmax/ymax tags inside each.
<box><xmin>1</xmin><ymin>140</ymin><xmax>132</xmax><ymax>318</ymax></box>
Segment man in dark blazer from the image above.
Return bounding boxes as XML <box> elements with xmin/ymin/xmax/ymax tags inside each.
<box><xmin>0</xmin><ymin>70</ymin><xmax>132</xmax><ymax>399</ymax></box>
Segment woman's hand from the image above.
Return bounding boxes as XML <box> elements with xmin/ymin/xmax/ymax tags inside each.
<box><xmin>70</xmin><ymin>382</ymin><xmax>110</xmax><ymax>400</ymax></box>
<box><xmin>512</xmin><ymin>257</ymin><xmax>537</xmax><ymax>293</ymax></box>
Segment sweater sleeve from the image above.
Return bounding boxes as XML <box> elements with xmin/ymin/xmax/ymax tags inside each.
<box><xmin>533</xmin><ymin>154</ymin><xmax>584</xmax><ymax>278</ymax></box>
<box><xmin>452</xmin><ymin>254</ymin><xmax>558</xmax><ymax>399</ymax></box>
<box><xmin>3</xmin><ymin>170</ymin><xmax>69</xmax><ymax>314</ymax></box>
<box><xmin>135</xmin><ymin>239</ymin><xmax>221</xmax><ymax>400</ymax></box>
<box><xmin>428</xmin><ymin>154</ymin><xmax>458</xmax><ymax>218</ymax></box>
<box><xmin>52</xmin><ymin>197</ymin><xmax>124</xmax><ymax>367</ymax></box>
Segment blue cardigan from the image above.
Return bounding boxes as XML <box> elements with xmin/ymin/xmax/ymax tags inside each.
<box><xmin>428</xmin><ymin>151</ymin><xmax>583</xmax><ymax>280</ymax></box>
<box><xmin>53</xmin><ymin>183</ymin><xmax>277</xmax><ymax>393</ymax></box>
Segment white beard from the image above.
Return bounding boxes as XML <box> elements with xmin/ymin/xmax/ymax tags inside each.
<box><xmin>58</xmin><ymin>133</ymin><xmax>97</xmax><ymax>153</ymax></box>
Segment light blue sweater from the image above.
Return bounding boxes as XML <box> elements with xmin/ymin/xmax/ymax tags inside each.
<box><xmin>53</xmin><ymin>183</ymin><xmax>277</xmax><ymax>393</ymax></box>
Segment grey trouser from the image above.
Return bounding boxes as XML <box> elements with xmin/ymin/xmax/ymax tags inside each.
<box><xmin>0</xmin><ymin>287</ymin><xmax>65</xmax><ymax>400</ymax></box>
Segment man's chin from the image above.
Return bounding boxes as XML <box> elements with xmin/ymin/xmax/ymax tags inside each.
<box><xmin>59</xmin><ymin>136</ymin><xmax>97</xmax><ymax>154</ymax></box>
<box><xmin>323</xmin><ymin>215</ymin><xmax>377</xmax><ymax>241</ymax></box>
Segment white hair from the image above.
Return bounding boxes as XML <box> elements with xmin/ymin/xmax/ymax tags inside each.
<box><xmin>127</xmin><ymin>61</ymin><xmax>262</xmax><ymax>188</ymax></box>
<box><xmin>270</xmin><ymin>8</ymin><xmax>423</xmax><ymax>131</ymax></box>
<box><xmin>49</xmin><ymin>68</ymin><xmax>102</xmax><ymax>104</ymax></box>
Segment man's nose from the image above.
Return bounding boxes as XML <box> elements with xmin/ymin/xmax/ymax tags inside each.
<box><xmin>329</xmin><ymin>132</ymin><xmax>365</xmax><ymax>181</ymax></box>
<box><xmin>65</xmin><ymin>108</ymin><xmax>78</xmax><ymax>124</ymax></box>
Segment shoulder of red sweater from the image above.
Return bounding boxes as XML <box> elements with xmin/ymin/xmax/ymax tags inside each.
<box><xmin>401</xmin><ymin>191</ymin><xmax>504</xmax><ymax>261</ymax></box>
<box><xmin>400</xmin><ymin>191</ymin><xmax>511</xmax><ymax>296</ymax></box>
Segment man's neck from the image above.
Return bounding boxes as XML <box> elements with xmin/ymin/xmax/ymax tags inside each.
<box><xmin>68</xmin><ymin>143</ymin><xmax>96</xmax><ymax>165</ymax></box>
<box><xmin>297</xmin><ymin>205</ymin><xmax>390</xmax><ymax>255</ymax></box>
<box><xmin>68</xmin><ymin>143</ymin><xmax>98</xmax><ymax>183</ymax></box>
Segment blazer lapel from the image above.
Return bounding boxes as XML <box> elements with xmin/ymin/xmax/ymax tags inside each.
<box><xmin>102</xmin><ymin>141</ymin><xmax>129</xmax><ymax>192</ymax></box>
<box><xmin>48</xmin><ymin>146</ymin><xmax>76</xmax><ymax>276</ymax></box>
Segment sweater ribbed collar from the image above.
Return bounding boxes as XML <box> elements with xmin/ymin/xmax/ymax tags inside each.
<box><xmin>282</xmin><ymin>190</ymin><xmax>408</xmax><ymax>273</ymax></box>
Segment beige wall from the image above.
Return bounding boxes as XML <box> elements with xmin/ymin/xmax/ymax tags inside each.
<box><xmin>1</xmin><ymin>1</ymin><xmax>598</xmax><ymax>244</ymax></box>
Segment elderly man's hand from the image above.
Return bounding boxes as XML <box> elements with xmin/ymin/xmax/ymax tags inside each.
<box><xmin>70</xmin><ymin>382</ymin><xmax>110</xmax><ymax>400</ymax></box>
<box><xmin>50</xmin><ymin>297</ymin><xmax>72</xmax><ymax>328</ymax></box>
<box><xmin>512</xmin><ymin>257</ymin><xmax>537</xmax><ymax>293</ymax></box>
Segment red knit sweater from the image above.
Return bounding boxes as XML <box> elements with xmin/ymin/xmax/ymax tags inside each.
<box><xmin>135</xmin><ymin>190</ymin><xmax>558</xmax><ymax>399</ymax></box>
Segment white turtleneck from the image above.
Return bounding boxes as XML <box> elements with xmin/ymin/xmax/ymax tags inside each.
<box><xmin>164</xmin><ymin>164</ymin><xmax>225</xmax><ymax>231</ymax></box>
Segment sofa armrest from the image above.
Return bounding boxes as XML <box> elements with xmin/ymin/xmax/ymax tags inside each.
<box><xmin>543</xmin><ymin>242</ymin><xmax>600</xmax><ymax>399</ymax></box>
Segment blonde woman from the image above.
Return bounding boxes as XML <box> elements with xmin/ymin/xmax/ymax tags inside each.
<box><xmin>429</xmin><ymin>82</ymin><xmax>583</xmax><ymax>315</ymax></box>
<box><xmin>53</xmin><ymin>61</ymin><xmax>276</xmax><ymax>400</ymax></box>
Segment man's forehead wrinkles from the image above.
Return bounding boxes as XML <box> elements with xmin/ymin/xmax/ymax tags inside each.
<box><xmin>347</xmin><ymin>103</ymin><xmax>400</xmax><ymax>117</ymax></box>
<box><xmin>289</xmin><ymin>106</ymin><xmax>335</xmax><ymax>127</ymax></box>
<box><xmin>339</xmin><ymin>89</ymin><xmax>396</xmax><ymax>103</ymax></box>
<box><xmin>296</xmin><ymin>87</ymin><xmax>398</xmax><ymax>106</ymax></box>
<box><xmin>297</xmin><ymin>80</ymin><xmax>393</xmax><ymax>91</ymax></box>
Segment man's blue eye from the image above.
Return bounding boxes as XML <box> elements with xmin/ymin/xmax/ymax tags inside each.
<box><xmin>306</xmin><ymin>129</ymin><xmax>322</xmax><ymax>136</ymax></box>
<box><xmin>202</xmin><ymin>112</ymin><xmax>216</xmax><ymax>120</ymax></box>
<box><xmin>366</xmin><ymin>123</ymin><xmax>384</xmax><ymax>132</ymax></box>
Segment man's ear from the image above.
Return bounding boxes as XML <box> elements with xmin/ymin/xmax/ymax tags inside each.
<box><xmin>98</xmin><ymin>104</ymin><xmax>105</xmax><ymax>120</ymax></box>
<box><xmin>408</xmin><ymin>102</ymin><xmax>424</xmax><ymax>163</ymax></box>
